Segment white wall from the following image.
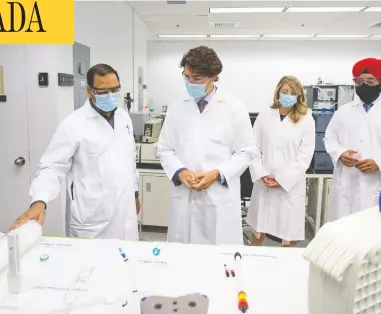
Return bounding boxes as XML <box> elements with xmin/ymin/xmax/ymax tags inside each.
<box><xmin>133</xmin><ymin>10</ymin><xmax>148</xmax><ymax>111</ymax></box>
<box><xmin>74</xmin><ymin>1</ymin><xmax>148</xmax><ymax>109</ymax></box>
<box><xmin>0</xmin><ymin>45</ymin><xmax>74</xmax><ymax>236</ymax></box>
<box><xmin>147</xmin><ymin>41</ymin><xmax>381</xmax><ymax>112</ymax></box>
<box><xmin>0</xmin><ymin>2</ymin><xmax>149</xmax><ymax>235</ymax></box>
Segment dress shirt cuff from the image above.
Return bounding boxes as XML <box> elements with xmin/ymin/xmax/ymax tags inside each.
<box><xmin>173</xmin><ymin>168</ymin><xmax>187</xmax><ymax>186</ymax></box>
<box><xmin>217</xmin><ymin>170</ymin><xmax>228</xmax><ymax>187</ymax></box>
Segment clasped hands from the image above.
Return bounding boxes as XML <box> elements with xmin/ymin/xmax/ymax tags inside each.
<box><xmin>261</xmin><ymin>175</ymin><xmax>280</xmax><ymax>188</ymax></box>
<box><xmin>178</xmin><ymin>169</ymin><xmax>220</xmax><ymax>191</ymax></box>
<box><xmin>340</xmin><ymin>150</ymin><xmax>379</xmax><ymax>173</ymax></box>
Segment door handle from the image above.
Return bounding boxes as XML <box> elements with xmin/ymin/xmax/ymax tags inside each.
<box><xmin>146</xmin><ymin>182</ymin><xmax>151</xmax><ymax>192</ymax></box>
<box><xmin>14</xmin><ymin>157</ymin><xmax>26</xmax><ymax>167</ymax></box>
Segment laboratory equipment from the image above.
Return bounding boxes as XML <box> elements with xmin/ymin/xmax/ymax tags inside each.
<box><xmin>140</xmin><ymin>143</ymin><xmax>160</xmax><ymax>164</ymax></box>
<box><xmin>309</xmin><ymin>112</ymin><xmax>334</xmax><ymax>173</ymax></box>
<box><xmin>124</xmin><ymin>92</ymin><xmax>133</xmax><ymax>112</ymax></box>
<box><xmin>129</xmin><ymin>112</ymin><xmax>150</xmax><ymax>140</ymax></box>
<box><xmin>141</xmin><ymin>293</ymin><xmax>209</xmax><ymax>314</ymax></box>
<box><xmin>304</xmin><ymin>85</ymin><xmax>354</xmax><ymax>111</ymax></box>
<box><xmin>135</xmin><ymin>143</ymin><xmax>141</xmax><ymax>163</ymax></box>
<box><xmin>142</xmin><ymin>119</ymin><xmax>162</xmax><ymax>143</ymax></box>
<box><xmin>238</xmin><ymin>291</ymin><xmax>248</xmax><ymax>313</ymax></box>
<box><xmin>7</xmin><ymin>233</ymin><xmax>21</xmax><ymax>293</ymax></box>
<box><xmin>224</xmin><ymin>264</ymin><xmax>230</xmax><ymax>278</ymax></box>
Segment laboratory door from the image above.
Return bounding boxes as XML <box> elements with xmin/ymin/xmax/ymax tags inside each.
<box><xmin>0</xmin><ymin>46</ymin><xmax>32</xmax><ymax>233</ymax></box>
<box><xmin>73</xmin><ymin>42</ymin><xmax>90</xmax><ymax>110</ymax></box>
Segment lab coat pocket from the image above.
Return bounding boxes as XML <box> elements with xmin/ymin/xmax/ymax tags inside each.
<box><xmin>76</xmin><ymin>190</ymin><xmax>113</xmax><ymax>225</ymax></box>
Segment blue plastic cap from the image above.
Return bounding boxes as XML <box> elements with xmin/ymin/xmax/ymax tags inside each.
<box><xmin>329</xmin><ymin>108</ymin><xmax>335</xmax><ymax>112</ymax></box>
<box><xmin>322</xmin><ymin>108</ymin><xmax>327</xmax><ymax>112</ymax></box>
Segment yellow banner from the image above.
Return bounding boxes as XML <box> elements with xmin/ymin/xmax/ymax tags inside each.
<box><xmin>0</xmin><ymin>0</ymin><xmax>74</xmax><ymax>44</ymax></box>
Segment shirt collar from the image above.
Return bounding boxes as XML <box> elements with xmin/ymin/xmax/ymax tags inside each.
<box><xmin>196</xmin><ymin>85</ymin><xmax>216</xmax><ymax>103</ymax></box>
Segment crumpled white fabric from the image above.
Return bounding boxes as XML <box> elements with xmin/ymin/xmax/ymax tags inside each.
<box><xmin>0</xmin><ymin>221</ymin><xmax>42</xmax><ymax>275</ymax></box>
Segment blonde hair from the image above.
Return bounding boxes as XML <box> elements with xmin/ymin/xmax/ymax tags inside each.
<box><xmin>271</xmin><ymin>76</ymin><xmax>308</xmax><ymax>124</ymax></box>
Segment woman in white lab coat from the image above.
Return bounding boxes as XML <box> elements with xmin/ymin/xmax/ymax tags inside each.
<box><xmin>247</xmin><ymin>76</ymin><xmax>315</xmax><ymax>247</ymax></box>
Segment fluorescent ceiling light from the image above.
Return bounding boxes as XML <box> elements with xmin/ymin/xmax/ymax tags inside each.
<box><xmin>286</xmin><ymin>7</ymin><xmax>364</xmax><ymax>12</ymax></box>
<box><xmin>210</xmin><ymin>34</ymin><xmax>260</xmax><ymax>38</ymax></box>
<box><xmin>316</xmin><ymin>34</ymin><xmax>369</xmax><ymax>38</ymax></box>
<box><xmin>210</xmin><ymin>7</ymin><xmax>284</xmax><ymax>14</ymax></box>
<box><xmin>364</xmin><ymin>7</ymin><xmax>381</xmax><ymax>12</ymax></box>
<box><xmin>263</xmin><ymin>34</ymin><xmax>314</xmax><ymax>38</ymax></box>
<box><xmin>157</xmin><ymin>34</ymin><xmax>207</xmax><ymax>38</ymax></box>
<box><xmin>370</xmin><ymin>35</ymin><xmax>381</xmax><ymax>38</ymax></box>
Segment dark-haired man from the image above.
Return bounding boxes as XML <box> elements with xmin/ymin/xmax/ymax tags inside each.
<box><xmin>10</xmin><ymin>64</ymin><xmax>140</xmax><ymax>240</ymax></box>
<box><xmin>158</xmin><ymin>46</ymin><xmax>255</xmax><ymax>245</ymax></box>
<box><xmin>324</xmin><ymin>58</ymin><xmax>381</xmax><ymax>220</ymax></box>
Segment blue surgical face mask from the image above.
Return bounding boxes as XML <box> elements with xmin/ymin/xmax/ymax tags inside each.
<box><xmin>185</xmin><ymin>81</ymin><xmax>207</xmax><ymax>99</ymax></box>
<box><xmin>279</xmin><ymin>93</ymin><xmax>297</xmax><ymax>108</ymax></box>
<box><xmin>94</xmin><ymin>92</ymin><xmax>120</xmax><ymax>112</ymax></box>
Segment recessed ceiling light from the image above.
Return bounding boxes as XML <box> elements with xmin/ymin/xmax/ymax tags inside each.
<box><xmin>209</xmin><ymin>7</ymin><xmax>285</xmax><ymax>14</ymax></box>
<box><xmin>157</xmin><ymin>34</ymin><xmax>207</xmax><ymax>38</ymax></box>
<box><xmin>286</xmin><ymin>7</ymin><xmax>365</xmax><ymax>12</ymax></box>
<box><xmin>363</xmin><ymin>7</ymin><xmax>381</xmax><ymax>12</ymax></box>
<box><xmin>316</xmin><ymin>34</ymin><xmax>369</xmax><ymax>38</ymax></box>
<box><xmin>262</xmin><ymin>34</ymin><xmax>314</xmax><ymax>38</ymax></box>
<box><xmin>209</xmin><ymin>34</ymin><xmax>260</xmax><ymax>38</ymax></box>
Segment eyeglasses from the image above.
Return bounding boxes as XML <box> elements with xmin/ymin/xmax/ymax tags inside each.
<box><xmin>91</xmin><ymin>85</ymin><xmax>121</xmax><ymax>95</ymax></box>
<box><xmin>182</xmin><ymin>72</ymin><xmax>205</xmax><ymax>84</ymax></box>
<box><xmin>352</xmin><ymin>77</ymin><xmax>380</xmax><ymax>86</ymax></box>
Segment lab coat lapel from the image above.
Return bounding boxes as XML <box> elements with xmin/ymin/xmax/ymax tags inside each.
<box><xmin>202</xmin><ymin>89</ymin><xmax>227</xmax><ymax>115</ymax></box>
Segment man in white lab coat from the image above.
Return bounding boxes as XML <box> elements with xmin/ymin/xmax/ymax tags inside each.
<box><xmin>324</xmin><ymin>58</ymin><xmax>381</xmax><ymax>220</ymax></box>
<box><xmin>157</xmin><ymin>46</ymin><xmax>255</xmax><ymax>245</ymax></box>
<box><xmin>10</xmin><ymin>64</ymin><xmax>140</xmax><ymax>240</ymax></box>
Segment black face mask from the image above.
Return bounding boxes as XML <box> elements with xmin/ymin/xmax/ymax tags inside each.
<box><xmin>355</xmin><ymin>84</ymin><xmax>381</xmax><ymax>104</ymax></box>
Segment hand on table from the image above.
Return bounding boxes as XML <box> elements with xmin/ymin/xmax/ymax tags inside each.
<box><xmin>340</xmin><ymin>150</ymin><xmax>359</xmax><ymax>167</ymax></box>
<box><xmin>193</xmin><ymin>170</ymin><xmax>220</xmax><ymax>191</ymax></box>
<box><xmin>261</xmin><ymin>175</ymin><xmax>280</xmax><ymax>188</ymax></box>
<box><xmin>355</xmin><ymin>159</ymin><xmax>379</xmax><ymax>173</ymax></box>
<box><xmin>9</xmin><ymin>202</ymin><xmax>45</xmax><ymax>231</ymax></box>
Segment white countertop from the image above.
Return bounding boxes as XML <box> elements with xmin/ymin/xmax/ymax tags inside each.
<box><xmin>0</xmin><ymin>237</ymin><xmax>309</xmax><ymax>314</ymax></box>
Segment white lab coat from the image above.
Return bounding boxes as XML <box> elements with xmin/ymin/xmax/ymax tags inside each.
<box><xmin>157</xmin><ymin>90</ymin><xmax>255</xmax><ymax>245</ymax></box>
<box><xmin>247</xmin><ymin>108</ymin><xmax>315</xmax><ymax>241</ymax></box>
<box><xmin>30</xmin><ymin>100</ymin><xmax>139</xmax><ymax>240</ymax></box>
<box><xmin>324</xmin><ymin>96</ymin><xmax>381</xmax><ymax>220</ymax></box>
